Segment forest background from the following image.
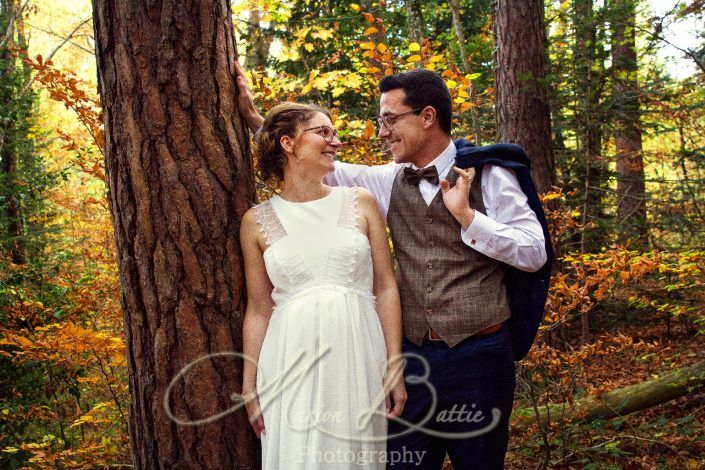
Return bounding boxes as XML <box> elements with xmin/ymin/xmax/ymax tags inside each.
<box><xmin>0</xmin><ymin>0</ymin><xmax>704</xmax><ymax>468</ymax></box>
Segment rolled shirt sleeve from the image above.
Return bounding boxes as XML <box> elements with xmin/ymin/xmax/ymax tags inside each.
<box><xmin>461</xmin><ymin>165</ymin><xmax>547</xmax><ymax>272</ymax></box>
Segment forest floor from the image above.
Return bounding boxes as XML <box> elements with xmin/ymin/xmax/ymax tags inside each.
<box><xmin>504</xmin><ymin>287</ymin><xmax>705</xmax><ymax>469</ymax></box>
<box><xmin>439</xmin><ymin>283</ymin><xmax>705</xmax><ymax>469</ymax></box>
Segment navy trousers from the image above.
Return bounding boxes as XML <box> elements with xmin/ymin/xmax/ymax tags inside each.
<box><xmin>387</xmin><ymin>326</ymin><xmax>516</xmax><ymax>469</ymax></box>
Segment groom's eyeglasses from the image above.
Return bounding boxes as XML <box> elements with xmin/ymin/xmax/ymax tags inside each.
<box><xmin>303</xmin><ymin>125</ymin><xmax>340</xmax><ymax>144</ymax></box>
<box><xmin>376</xmin><ymin>108</ymin><xmax>424</xmax><ymax>131</ymax></box>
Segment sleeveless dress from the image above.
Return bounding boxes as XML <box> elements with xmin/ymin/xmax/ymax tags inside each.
<box><xmin>254</xmin><ymin>186</ymin><xmax>388</xmax><ymax>469</ymax></box>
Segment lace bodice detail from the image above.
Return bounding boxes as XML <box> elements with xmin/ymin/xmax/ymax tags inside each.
<box><xmin>253</xmin><ymin>187</ymin><xmax>373</xmax><ymax>306</ymax></box>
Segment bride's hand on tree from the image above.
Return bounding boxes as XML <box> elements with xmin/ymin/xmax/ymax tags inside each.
<box><xmin>234</xmin><ymin>61</ymin><xmax>264</xmax><ymax>132</ymax></box>
<box><xmin>243</xmin><ymin>389</ymin><xmax>266</xmax><ymax>438</ymax></box>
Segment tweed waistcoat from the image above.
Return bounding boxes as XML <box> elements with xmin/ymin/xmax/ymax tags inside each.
<box><xmin>387</xmin><ymin>165</ymin><xmax>510</xmax><ymax>347</ymax></box>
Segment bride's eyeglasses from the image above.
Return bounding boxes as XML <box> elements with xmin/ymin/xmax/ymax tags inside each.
<box><xmin>302</xmin><ymin>125</ymin><xmax>340</xmax><ymax>144</ymax></box>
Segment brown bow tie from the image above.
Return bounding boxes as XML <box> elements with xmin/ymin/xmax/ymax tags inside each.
<box><xmin>403</xmin><ymin>166</ymin><xmax>439</xmax><ymax>186</ymax></box>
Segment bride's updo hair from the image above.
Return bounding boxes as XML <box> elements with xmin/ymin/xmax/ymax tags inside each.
<box><xmin>256</xmin><ymin>102</ymin><xmax>330</xmax><ymax>182</ymax></box>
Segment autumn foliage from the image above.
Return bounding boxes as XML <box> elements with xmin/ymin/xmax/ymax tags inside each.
<box><xmin>1</xmin><ymin>1</ymin><xmax>704</xmax><ymax>469</ymax></box>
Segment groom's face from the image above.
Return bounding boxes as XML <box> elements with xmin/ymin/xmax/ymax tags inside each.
<box><xmin>378</xmin><ymin>89</ymin><xmax>424</xmax><ymax>165</ymax></box>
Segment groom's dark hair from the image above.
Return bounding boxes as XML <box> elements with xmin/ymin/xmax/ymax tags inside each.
<box><xmin>379</xmin><ymin>69</ymin><xmax>452</xmax><ymax>135</ymax></box>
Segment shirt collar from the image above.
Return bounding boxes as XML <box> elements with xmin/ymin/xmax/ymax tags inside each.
<box><xmin>412</xmin><ymin>140</ymin><xmax>456</xmax><ymax>175</ymax></box>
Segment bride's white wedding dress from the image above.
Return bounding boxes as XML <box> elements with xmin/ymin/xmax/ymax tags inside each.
<box><xmin>254</xmin><ymin>186</ymin><xmax>387</xmax><ymax>469</ymax></box>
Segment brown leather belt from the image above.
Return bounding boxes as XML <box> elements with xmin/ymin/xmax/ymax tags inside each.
<box><xmin>426</xmin><ymin>323</ymin><xmax>503</xmax><ymax>341</ymax></box>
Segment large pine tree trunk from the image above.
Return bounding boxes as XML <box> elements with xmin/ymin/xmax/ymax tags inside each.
<box><xmin>494</xmin><ymin>0</ymin><xmax>556</xmax><ymax>194</ymax></box>
<box><xmin>92</xmin><ymin>1</ymin><xmax>259</xmax><ymax>468</ymax></box>
<box><xmin>611</xmin><ymin>0</ymin><xmax>647</xmax><ymax>246</ymax></box>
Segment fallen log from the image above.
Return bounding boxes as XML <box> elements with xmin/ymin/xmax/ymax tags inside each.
<box><xmin>513</xmin><ymin>359</ymin><xmax>705</xmax><ymax>428</ymax></box>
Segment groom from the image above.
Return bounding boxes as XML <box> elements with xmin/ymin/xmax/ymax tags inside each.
<box><xmin>237</xmin><ymin>67</ymin><xmax>548</xmax><ymax>469</ymax></box>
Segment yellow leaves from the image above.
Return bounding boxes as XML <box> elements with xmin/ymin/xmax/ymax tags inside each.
<box><xmin>346</xmin><ymin>73</ymin><xmax>363</xmax><ymax>89</ymax></box>
<box><xmin>278</xmin><ymin>45</ymin><xmax>299</xmax><ymax>62</ymax></box>
<box><xmin>310</xmin><ymin>28</ymin><xmax>333</xmax><ymax>41</ymax></box>
<box><xmin>376</xmin><ymin>43</ymin><xmax>387</xmax><ymax>53</ymax></box>
<box><xmin>304</xmin><ymin>43</ymin><xmax>314</xmax><ymax>52</ymax></box>
<box><xmin>76</xmin><ymin>376</ymin><xmax>100</xmax><ymax>384</ymax></box>
<box><xmin>359</xmin><ymin>42</ymin><xmax>375</xmax><ymax>50</ymax></box>
<box><xmin>363</xmin><ymin>27</ymin><xmax>378</xmax><ymax>36</ymax></box>
<box><xmin>350</xmin><ymin>3</ymin><xmax>360</xmax><ymax>12</ymax></box>
<box><xmin>446</xmin><ymin>79</ymin><xmax>458</xmax><ymax>89</ymax></box>
<box><xmin>294</xmin><ymin>27</ymin><xmax>312</xmax><ymax>41</ymax></box>
<box><xmin>70</xmin><ymin>402</ymin><xmax>116</xmax><ymax>428</ymax></box>
<box><xmin>71</xmin><ymin>414</ymin><xmax>94</xmax><ymax>427</ymax></box>
<box><xmin>542</xmin><ymin>192</ymin><xmax>562</xmax><ymax>202</ymax></box>
<box><xmin>407</xmin><ymin>54</ymin><xmax>422</xmax><ymax>63</ymax></box>
<box><xmin>408</xmin><ymin>42</ymin><xmax>421</xmax><ymax>52</ymax></box>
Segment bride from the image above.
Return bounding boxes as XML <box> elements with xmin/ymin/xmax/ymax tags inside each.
<box><xmin>239</xmin><ymin>102</ymin><xmax>406</xmax><ymax>469</ymax></box>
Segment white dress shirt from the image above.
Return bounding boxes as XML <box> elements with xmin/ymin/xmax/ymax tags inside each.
<box><xmin>324</xmin><ymin>140</ymin><xmax>547</xmax><ymax>272</ymax></box>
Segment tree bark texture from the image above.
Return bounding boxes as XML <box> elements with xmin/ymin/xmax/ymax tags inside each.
<box><xmin>611</xmin><ymin>0</ymin><xmax>647</xmax><ymax>246</ymax></box>
<box><xmin>91</xmin><ymin>0</ymin><xmax>259</xmax><ymax>468</ymax></box>
<box><xmin>494</xmin><ymin>0</ymin><xmax>556</xmax><ymax>194</ymax></box>
<box><xmin>515</xmin><ymin>360</ymin><xmax>705</xmax><ymax>428</ymax></box>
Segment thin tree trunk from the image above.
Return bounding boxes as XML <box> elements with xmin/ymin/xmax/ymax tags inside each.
<box><xmin>574</xmin><ymin>0</ymin><xmax>607</xmax><ymax>258</ymax></box>
<box><xmin>0</xmin><ymin>0</ymin><xmax>26</xmax><ymax>264</ymax></box>
<box><xmin>449</xmin><ymin>0</ymin><xmax>482</xmax><ymax>143</ymax></box>
<box><xmin>405</xmin><ymin>0</ymin><xmax>425</xmax><ymax>45</ymax></box>
<box><xmin>573</xmin><ymin>0</ymin><xmax>604</xmax><ymax>341</ymax></box>
<box><xmin>244</xmin><ymin>9</ymin><xmax>272</xmax><ymax>70</ymax></box>
<box><xmin>449</xmin><ymin>0</ymin><xmax>470</xmax><ymax>74</ymax></box>
<box><xmin>611</xmin><ymin>0</ymin><xmax>647</xmax><ymax>247</ymax></box>
<box><xmin>92</xmin><ymin>0</ymin><xmax>259</xmax><ymax>468</ymax></box>
<box><xmin>494</xmin><ymin>0</ymin><xmax>556</xmax><ymax>194</ymax></box>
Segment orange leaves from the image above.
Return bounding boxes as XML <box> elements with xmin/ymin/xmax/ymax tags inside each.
<box><xmin>360</xmin><ymin>119</ymin><xmax>376</xmax><ymax>140</ymax></box>
<box><xmin>22</xmin><ymin>53</ymin><xmax>104</xmax><ymax>155</ymax></box>
<box><xmin>1</xmin><ymin>321</ymin><xmax>126</xmax><ymax>370</ymax></box>
<box><xmin>355</xmin><ymin>9</ymin><xmax>394</xmax><ymax>81</ymax></box>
